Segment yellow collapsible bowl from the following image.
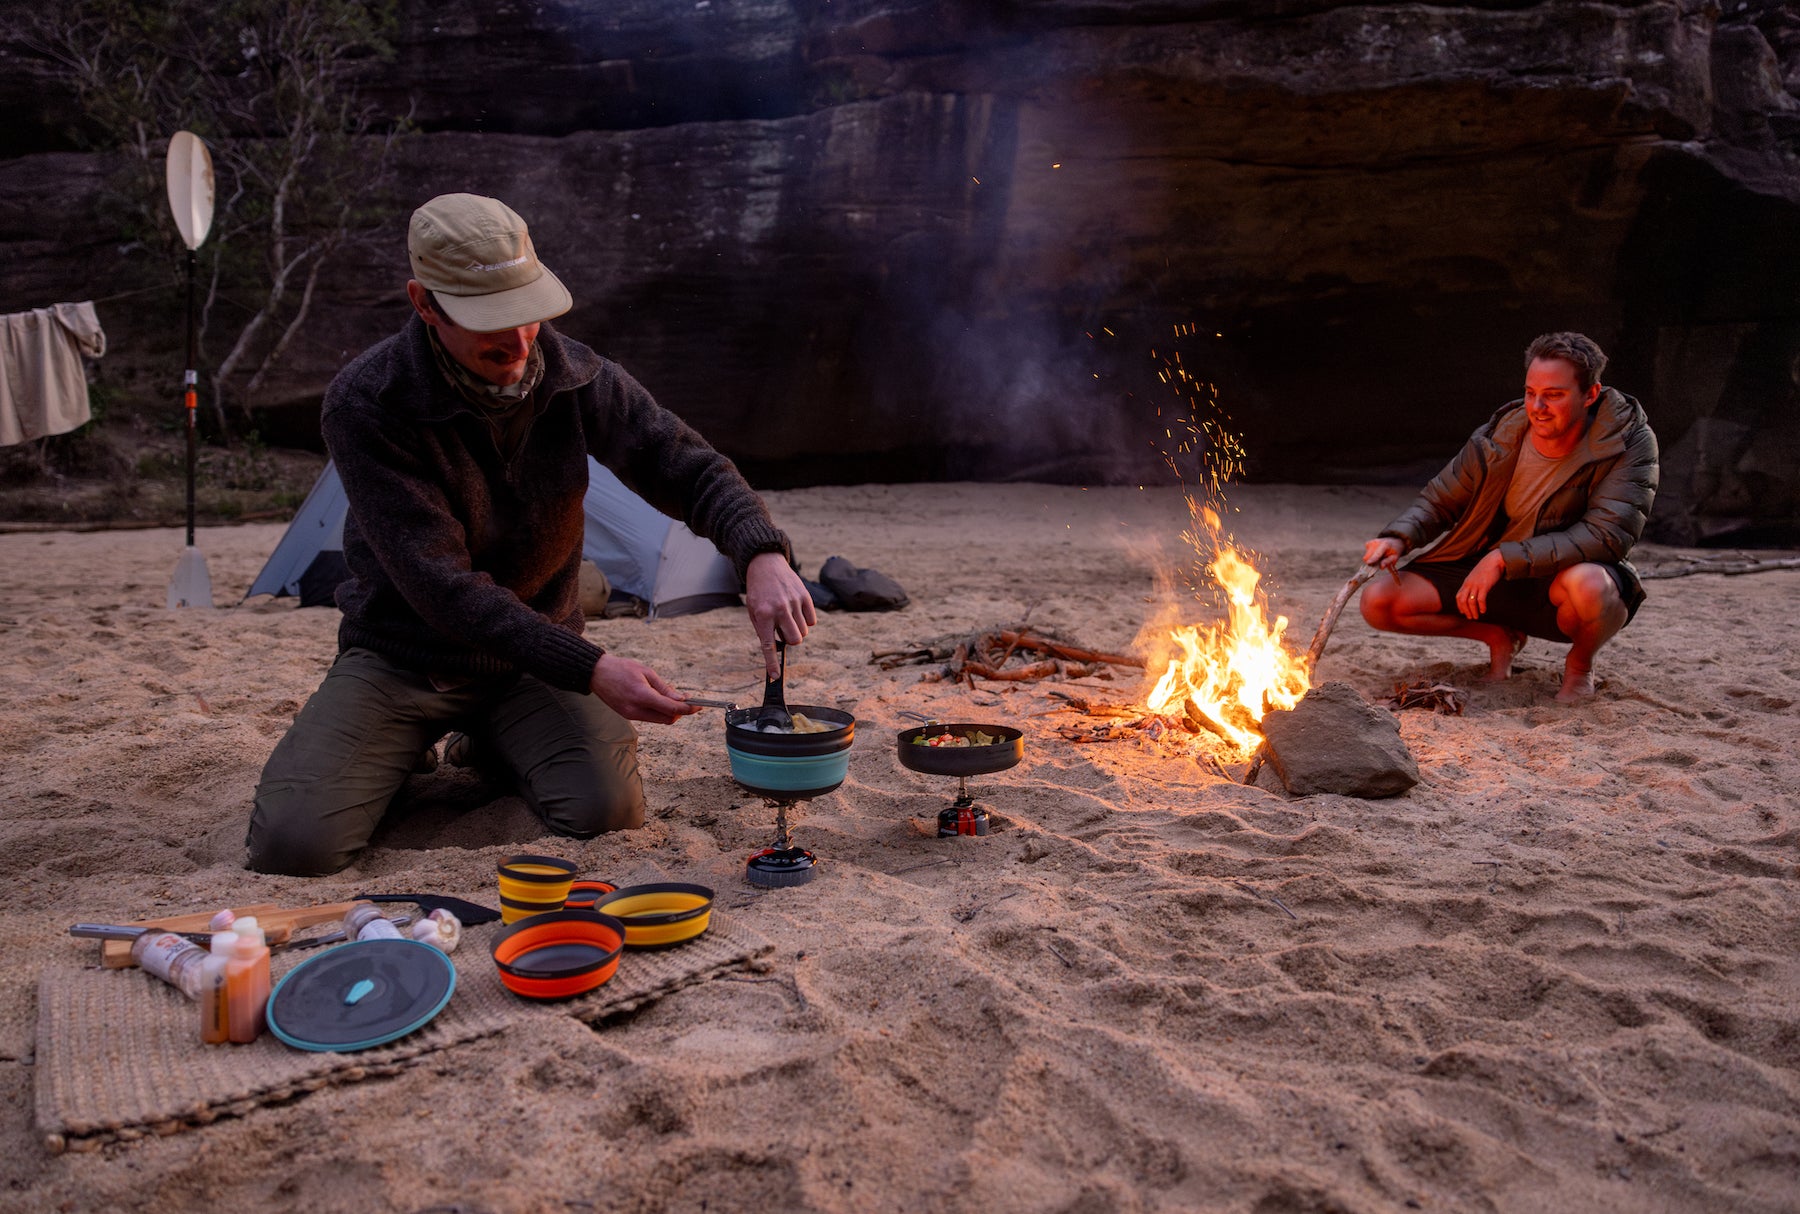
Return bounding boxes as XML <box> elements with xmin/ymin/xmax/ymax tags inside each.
<box><xmin>497</xmin><ymin>854</ymin><xmax>577</xmax><ymax>924</ymax></box>
<box><xmin>594</xmin><ymin>882</ymin><xmax>715</xmax><ymax>949</ymax></box>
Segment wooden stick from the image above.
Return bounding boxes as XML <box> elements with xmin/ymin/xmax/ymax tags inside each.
<box><xmin>1303</xmin><ymin>564</ymin><xmax>1381</xmax><ymax>674</ymax></box>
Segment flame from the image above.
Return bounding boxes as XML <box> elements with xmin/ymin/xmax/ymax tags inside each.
<box><xmin>1144</xmin><ymin>507</ymin><xmax>1310</xmax><ymax>751</ymax></box>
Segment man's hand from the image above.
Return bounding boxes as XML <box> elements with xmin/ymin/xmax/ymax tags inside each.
<box><xmin>590</xmin><ymin>653</ymin><xmax>700</xmax><ymax>724</ymax></box>
<box><xmin>745</xmin><ymin>551</ymin><xmax>817</xmax><ymax>677</ymax></box>
<box><xmin>1454</xmin><ymin>550</ymin><xmax>1506</xmax><ymax>619</ymax></box>
<box><xmin>1363</xmin><ymin>536</ymin><xmax>1405</xmax><ymax>570</ymax></box>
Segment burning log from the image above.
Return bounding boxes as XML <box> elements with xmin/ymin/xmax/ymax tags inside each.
<box><xmin>1183</xmin><ymin>698</ymin><xmax>1233</xmax><ymax>741</ymax></box>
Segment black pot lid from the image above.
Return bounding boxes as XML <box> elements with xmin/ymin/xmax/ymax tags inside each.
<box><xmin>267</xmin><ymin>939</ymin><xmax>456</xmax><ymax>1052</ymax></box>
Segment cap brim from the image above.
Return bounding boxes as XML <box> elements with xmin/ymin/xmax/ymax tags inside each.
<box><xmin>434</xmin><ymin>267</ymin><xmax>572</xmax><ymax>332</ymax></box>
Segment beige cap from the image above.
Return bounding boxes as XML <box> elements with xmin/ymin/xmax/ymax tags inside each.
<box><xmin>407</xmin><ymin>193</ymin><xmax>572</xmax><ymax>331</ymax></box>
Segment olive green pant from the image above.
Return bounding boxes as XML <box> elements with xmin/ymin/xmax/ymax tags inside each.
<box><xmin>247</xmin><ymin>647</ymin><xmax>642</xmax><ymax>876</ymax></box>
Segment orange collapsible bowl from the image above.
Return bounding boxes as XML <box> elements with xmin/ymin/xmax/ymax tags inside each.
<box><xmin>491</xmin><ymin>910</ymin><xmax>625</xmax><ymax>1000</ymax></box>
<box><xmin>564</xmin><ymin>879</ymin><xmax>618</xmax><ymax>912</ymax></box>
<box><xmin>594</xmin><ymin>883</ymin><xmax>714</xmax><ymax>949</ymax></box>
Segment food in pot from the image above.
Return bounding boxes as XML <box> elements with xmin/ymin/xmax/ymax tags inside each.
<box><xmin>913</xmin><ymin>729</ymin><xmax>1004</xmax><ymax>747</ymax></box>
<box><xmin>751</xmin><ymin>712</ymin><xmax>844</xmax><ymax>734</ymax></box>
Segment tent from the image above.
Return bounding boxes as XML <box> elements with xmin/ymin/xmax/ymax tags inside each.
<box><xmin>246</xmin><ymin>458</ymin><xmax>744</xmax><ymax>618</ymax></box>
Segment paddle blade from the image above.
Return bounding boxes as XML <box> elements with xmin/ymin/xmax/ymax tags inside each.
<box><xmin>166</xmin><ymin>545</ymin><xmax>213</xmax><ymax>609</ymax></box>
<box><xmin>165</xmin><ymin>131</ymin><xmax>215</xmax><ymax>250</ymax></box>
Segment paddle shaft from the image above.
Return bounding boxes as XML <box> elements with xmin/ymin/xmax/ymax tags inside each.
<box><xmin>184</xmin><ymin>247</ymin><xmax>197</xmax><ymax>547</ymax></box>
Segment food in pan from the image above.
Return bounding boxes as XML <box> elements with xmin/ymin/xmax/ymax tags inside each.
<box><xmin>913</xmin><ymin>728</ymin><xmax>1005</xmax><ymax>748</ymax></box>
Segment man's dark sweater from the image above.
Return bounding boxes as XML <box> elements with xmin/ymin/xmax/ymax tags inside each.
<box><xmin>321</xmin><ymin>315</ymin><xmax>790</xmax><ymax>692</ymax></box>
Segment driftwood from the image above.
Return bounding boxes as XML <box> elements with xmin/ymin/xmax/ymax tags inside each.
<box><xmin>1639</xmin><ymin>554</ymin><xmax>1800</xmax><ymax>579</ymax></box>
<box><xmin>877</xmin><ymin>627</ymin><xmax>1142</xmax><ymax>687</ymax></box>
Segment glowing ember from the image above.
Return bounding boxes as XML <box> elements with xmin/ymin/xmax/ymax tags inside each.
<box><xmin>1143</xmin><ymin>507</ymin><xmax>1310</xmax><ymax>752</ymax></box>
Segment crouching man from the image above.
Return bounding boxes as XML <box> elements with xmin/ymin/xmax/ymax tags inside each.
<box><xmin>1357</xmin><ymin>332</ymin><xmax>1658</xmax><ymax>702</ymax></box>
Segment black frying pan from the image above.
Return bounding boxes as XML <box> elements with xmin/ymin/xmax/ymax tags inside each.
<box><xmin>896</xmin><ymin>722</ymin><xmax>1024</xmax><ymax>778</ymax></box>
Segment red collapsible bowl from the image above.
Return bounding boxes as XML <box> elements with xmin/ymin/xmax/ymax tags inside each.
<box><xmin>491</xmin><ymin>910</ymin><xmax>625</xmax><ymax>1000</ymax></box>
<box><xmin>564</xmin><ymin>879</ymin><xmax>618</xmax><ymax>912</ymax></box>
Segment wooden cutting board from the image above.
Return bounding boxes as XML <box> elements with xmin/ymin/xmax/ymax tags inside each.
<box><xmin>98</xmin><ymin>902</ymin><xmax>363</xmax><ymax>968</ymax></box>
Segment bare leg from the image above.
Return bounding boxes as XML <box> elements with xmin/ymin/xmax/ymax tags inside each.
<box><xmin>1549</xmin><ymin>564</ymin><xmax>1628</xmax><ymax>701</ymax></box>
<box><xmin>1359</xmin><ymin>573</ymin><xmax>1527</xmax><ymax>680</ymax></box>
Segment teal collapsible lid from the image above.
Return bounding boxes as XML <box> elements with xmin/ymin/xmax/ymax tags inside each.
<box><xmin>266</xmin><ymin>939</ymin><xmax>455</xmax><ymax>1052</ymax></box>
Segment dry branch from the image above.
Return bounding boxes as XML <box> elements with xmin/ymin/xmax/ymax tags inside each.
<box><xmin>1384</xmin><ymin>681</ymin><xmax>1467</xmax><ymax>714</ymax></box>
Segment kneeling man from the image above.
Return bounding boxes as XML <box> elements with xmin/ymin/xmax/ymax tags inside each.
<box><xmin>247</xmin><ymin>193</ymin><xmax>814</xmax><ymax>875</ymax></box>
<box><xmin>1358</xmin><ymin>332</ymin><xmax>1658</xmax><ymax>701</ymax></box>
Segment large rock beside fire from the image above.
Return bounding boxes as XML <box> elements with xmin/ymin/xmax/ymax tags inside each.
<box><xmin>1259</xmin><ymin>682</ymin><xmax>1418</xmax><ymax>799</ymax></box>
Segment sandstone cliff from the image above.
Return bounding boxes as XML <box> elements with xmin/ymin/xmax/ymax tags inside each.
<box><xmin>2</xmin><ymin>0</ymin><xmax>1796</xmax><ymax>543</ymax></box>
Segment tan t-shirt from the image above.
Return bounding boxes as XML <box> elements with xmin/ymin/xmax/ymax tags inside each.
<box><xmin>1499</xmin><ymin>427</ymin><xmax>1593</xmax><ymax>544</ymax></box>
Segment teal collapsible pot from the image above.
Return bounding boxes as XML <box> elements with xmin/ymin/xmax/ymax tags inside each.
<box><xmin>724</xmin><ymin>705</ymin><xmax>855</xmax><ymax>798</ymax></box>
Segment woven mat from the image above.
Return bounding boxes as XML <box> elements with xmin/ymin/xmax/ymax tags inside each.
<box><xmin>34</xmin><ymin>913</ymin><xmax>771</xmax><ymax>1152</ymax></box>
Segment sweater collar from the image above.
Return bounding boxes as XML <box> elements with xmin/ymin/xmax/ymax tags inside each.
<box><xmin>394</xmin><ymin>314</ymin><xmax>604</xmax><ymax>421</ymax></box>
<box><xmin>426</xmin><ymin>325</ymin><xmax>544</xmax><ymax>409</ymax></box>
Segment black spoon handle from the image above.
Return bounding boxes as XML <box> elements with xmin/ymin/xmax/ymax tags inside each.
<box><xmin>762</xmin><ymin>637</ymin><xmax>788</xmax><ymax>712</ymax></box>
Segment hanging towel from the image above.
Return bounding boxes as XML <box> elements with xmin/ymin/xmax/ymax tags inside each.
<box><xmin>0</xmin><ymin>301</ymin><xmax>107</xmax><ymax>447</ymax></box>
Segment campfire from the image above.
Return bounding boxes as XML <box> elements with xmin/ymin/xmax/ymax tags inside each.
<box><xmin>875</xmin><ymin>333</ymin><xmax>1316</xmax><ymax>777</ymax></box>
<box><xmin>1141</xmin><ymin>505</ymin><xmax>1310</xmax><ymax>752</ymax></box>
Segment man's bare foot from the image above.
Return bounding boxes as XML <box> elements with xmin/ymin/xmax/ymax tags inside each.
<box><xmin>1480</xmin><ymin>629</ymin><xmax>1528</xmax><ymax>682</ymax></box>
<box><xmin>1557</xmin><ymin>665</ymin><xmax>1597</xmax><ymax>702</ymax></box>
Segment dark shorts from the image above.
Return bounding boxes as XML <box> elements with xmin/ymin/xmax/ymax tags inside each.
<box><xmin>1408</xmin><ymin>558</ymin><xmax>1644</xmax><ymax>643</ymax></box>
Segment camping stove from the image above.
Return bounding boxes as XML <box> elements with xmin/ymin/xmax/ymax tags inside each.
<box><xmin>895</xmin><ymin>720</ymin><xmax>1023</xmax><ymax>838</ymax></box>
<box><xmin>935</xmin><ymin>777</ymin><xmax>992</xmax><ymax>837</ymax></box>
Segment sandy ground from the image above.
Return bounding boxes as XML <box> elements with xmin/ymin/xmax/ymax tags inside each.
<box><xmin>0</xmin><ymin>481</ymin><xmax>1796</xmax><ymax>1214</ymax></box>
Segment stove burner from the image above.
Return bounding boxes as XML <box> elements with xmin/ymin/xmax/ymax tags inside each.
<box><xmin>744</xmin><ymin>797</ymin><xmax>820</xmax><ymax>888</ymax></box>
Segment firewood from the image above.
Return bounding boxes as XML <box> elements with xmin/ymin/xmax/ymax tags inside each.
<box><xmin>965</xmin><ymin>659</ymin><xmax>1061</xmax><ymax>681</ymax></box>
<box><xmin>995</xmin><ymin>630</ymin><xmax>1144</xmax><ymax>669</ymax></box>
